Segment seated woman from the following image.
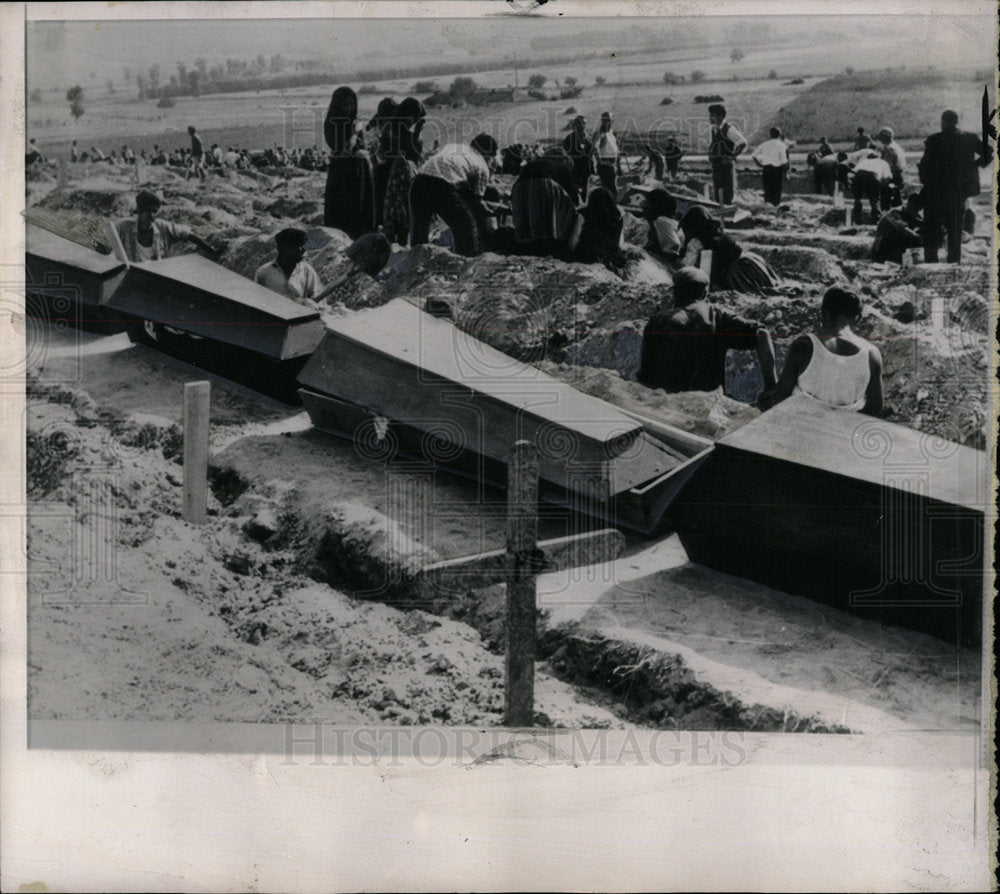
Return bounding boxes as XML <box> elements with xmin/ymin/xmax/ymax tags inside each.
<box><xmin>509</xmin><ymin>149</ymin><xmax>582</xmax><ymax>259</ymax></box>
<box><xmin>679</xmin><ymin>205</ymin><xmax>780</xmax><ymax>294</ymax></box>
<box><xmin>571</xmin><ymin>187</ymin><xmax>627</xmax><ymax>274</ymax></box>
<box><xmin>641</xmin><ymin>188</ymin><xmax>682</xmax><ymax>265</ymax></box>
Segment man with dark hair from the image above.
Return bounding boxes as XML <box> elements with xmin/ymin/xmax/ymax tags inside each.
<box><xmin>871</xmin><ymin>193</ymin><xmax>923</xmax><ymax>264</ymax></box>
<box><xmin>408</xmin><ymin>133</ymin><xmax>498</xmax><ymax>257</ymax></box>
<box><xmin>752</xmin><ymin>127</ymin><xmax>789</xmax><ymax>206</ymax></box>
<box><xmin>637</xmin><ymin>266</ymin><xmax>775</xmax><ymax>396</ymax></box>
<box><xmin>917</xmin><ymin>109</ymin><xmax>990</xmax><ymax>263</ymax></box>
<box><xmin>663</xmin><ymin>135</ymin><xmax>683</xmax><ymax>180</ymax></box>
<box><xmin>853</xmin><ymin>127</ymin><xmax>872</xmax><ymax>150</ymax></box>
<box><xmin>562</xmin><ymin>115</ymin><xmax>594</xmax><ymax>202</ymax></box>
<box><xmin>817</xmin><ymin>136</ymin><xmax>834</xmax><ymax>158</ymax></box>
<box><xmin>187</xmin><ymin>125</ymin><xmax>206</xmax><ymax>183</ymax></box>
<box><xmin>115</xmin><ymin>190</ymin><xmax>221</xmax><ymax>262</ymax></box>
<box><xmin>253</xmin><ymin>227</ymin><xmax>322</xmax><ymax>303</ymax></box>
<box><xmin>758</xmin><ymin>286</ymin><xmax>883</xmax><ymax>415</ymax></box>
<box><xmin>707</xmin><ymin>103</ymin><xmax>747</xmax><ymax>205</ymax></box>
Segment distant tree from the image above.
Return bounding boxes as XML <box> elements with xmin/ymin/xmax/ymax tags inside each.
<box><xmin>28</xmin><ymin>88</ymin><xmax>42</xmax><ymax>104</ymax></box>
<box><xmin>691</xmin><ymin>70</ymin><xmax>706</xmax><ymax>83</ymax></box>
<box><xmin>123</xmin><ymin>67</ymin><xmax>132</xmax><ymax>82</ymax></box>
<box><xmin>188</xmin><ymin>71</ymin><xmax>201</xmax><ymax>96</ymax></box>
<box><xmin>177</xmin><ymin>62</ymin><xmax>187</xmax><ymax>85</ymax></box>
<box><xmin>195</xmin><ymin>58</ymin><xmax>208</xmax><ymax>78</ymax></box>
<box><xmin>594</xmin><ymin>75</ymin><xmax>606</xmax><ymax>85</ymax></box>
<box><xmin>148</xmin><ymin>64</ymin><xmax>160</xmax><ymax>88</ymax></box>
<box><xmin>358</xmin><ymin>84</ymin><xmax>378</xmax><ymax>95</ymax></box>
<box><xmin>768</xmin><ymin>69</ymin><xmax>778</xmax><ymax>80</ymax></box>
<box><xmin>845</xmin><ymin>66</ymin><xmax>855</xmax><ymax>75</ymax></box>
<box><xmin>663</xmin><ymin>70</ymin><xmax>681</xmax><ymax>85</ymax></box>
<box><xmin>156</xmin><ymin>96</ymin><xmax>175</xmax><ymax>109</ymax></box>
<box><xmin>106</xmin><ymin>80</ymin><xmax>116</xmax><ymax>96</ymax></box>
<box><xmin>730</xmin><ymin>47</ymin><xmax>745</xmax><ymax>63</ymax></box>
<box><xmin>413</xmin><ymin>80</ymin><xmax>439</xmax><ymax>93</ymax></box>
<box><xmin>135</xmin><ymin>74</ymin><xmax>147</xmax><ymax>100</ymax></box>
<box><xmin>449</xmin><ymin>76</ymin><xmax>478</xmax><ymax>96</ymax></box>
<box><xmin>527</xmin><ymin>73</ymin><xmax>547</xmax><ymax>89</ymax></box>
<box><xmin>269</xmin><ymin>53</ymin><xmax>286</xmax><ymax>74</ymax></box>
<box><xmin>66</xmin><ymin>85</ymin><xmax>85</xmax><ymax>121</ymax></box>
<box><xmin>564</xmin><ymin>75</ymin><xmax>577</xmax><ymax>87</ymax></box>
<box><xmin>169</xmin><ymin>75</ymin><xmax>178</xmax><ymax>88</ymax></box>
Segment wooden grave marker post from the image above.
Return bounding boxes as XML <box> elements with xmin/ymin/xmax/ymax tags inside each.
<box><xmin>505</xmin><ymin>440</ymin><xmax>539</xmax><ymax>727</ymax></box>
<box><xmin>183</xmin><ymin>381</ymin><xmax>211</xmax><ymax>525</ymax></box>
<box><xmin>699</xmin><ymin>249</ymin><xmax>714</xmax><ymax>280</ymax></box>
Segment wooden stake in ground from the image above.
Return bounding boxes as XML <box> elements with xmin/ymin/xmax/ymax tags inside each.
<box><xmin>505</xmin><ymin>439</ymin><xmax>539</xmax><ymax>727</ymax></box>
<box><xmin>183</xmin><ymin>381</ymin><xmax>211</xmax><ymax>525</ymax></box>
<box><xmin>699</xmin><ymin>249</ymin><xmax>714</xmax><ymax>280</ymax></box>
<box><xmin>833</xmin><ymin>181</ymin><xmax>843</xmax><ymax>208</ymax></box>
<box><xmin>844</xmin><ymin>206</ymin><xmax>852</xmax><ymax>227</ymax></box>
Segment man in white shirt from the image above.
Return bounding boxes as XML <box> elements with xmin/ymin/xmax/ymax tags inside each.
<box><xmin>116</xmin><ymin>191</ymin><xmax>222</xmax><ymax>262</ymax></box>
<box><xmin>253</xmin><ymin>227</ymin><xmax>322</xmax><ymax>305</ymax></box>
<box><xmin>708</xmin><ymin>103</ymin><xmax>748</xmax><ymax>205</ymax></box>
<box><xmin>408</xmin><ymin>133</ymin><xmax>498</xmax><ymax>256</ymax></box>
<box><xmin>876</xmin><ymin>126</ymin><xmax>906</xmax><ymax>207</ymax></box>
<box><xmin>593</xmin><ymin>111</ymin><xmax>620</xmax><ymax>194</ymax></box>
<box><xmin>849</xmin><ymin>153</ymin><xmax>893</xmax><ymax>223</ymax></box>
<box><xmin>751</xmin><ymin>127</ymin><xmax>790</xmax><ymax>206</ymax></box>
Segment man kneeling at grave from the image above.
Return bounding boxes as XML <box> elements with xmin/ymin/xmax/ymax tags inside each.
<box><xmin>116</xmin><ymin>190</ymin><xmax>223</xmax><ymax>262</ymax></box>
<box><xmin>757</xmin><ymin>286</ymin><xmax>883</xmax><ymax>415</ymax></box>
<box><xmin>254</xmin><ymin>227</ymin><xmax>323</xmax><ymax>305</ymax></box>
<box><xmin>637</xmin><ymin>266</ymin><xmax>776</xmax><ymax>395</ymax></box>
<box><xmin>871</xmin><ymin>193</ymin><xmax>924</xmax><ymax>264</ymax></box>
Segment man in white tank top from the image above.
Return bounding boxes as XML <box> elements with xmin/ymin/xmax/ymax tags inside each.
<box><xmin>757</xmin><ymin>287</ymin><xmax>883</xmax><ymax>415</ymax></box>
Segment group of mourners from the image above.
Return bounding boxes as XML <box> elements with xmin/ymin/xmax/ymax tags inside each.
<box><xmin>807</xmin><ymin>110</ymin><xmax>991</xmax><ymax>264</ymax></box>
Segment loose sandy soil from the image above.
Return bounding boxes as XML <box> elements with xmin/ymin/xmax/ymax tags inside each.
<box><xmin>22</xmin><ymin>119</ymin><xmax>990</xmax><ymax>733</ymax></box>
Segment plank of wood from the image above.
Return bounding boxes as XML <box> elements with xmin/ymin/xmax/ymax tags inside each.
<box><xmin>415</xmin><ymin>528</ymin><xmax>625</xmax><ymax>598</ymax></box>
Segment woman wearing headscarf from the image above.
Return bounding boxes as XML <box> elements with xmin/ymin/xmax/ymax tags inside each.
<box><xmin>572</xmin><ymin>187</ymin><xmax>626</xmax><ymax>274</ymax></box>
<box><xmin>641</xmin><ymin>188</ymin><xmax>682</xmax><ymax>265</ymax></box>
<box><xmin>509</xmin><ymin>147</ymin><xmax>582</xmax><ymax>258</ymax></box>
<box><xmin>679</xmin><ymin>205</ymin><xmax>780</xmax><ymax>294</ymax></box>
<box><xmin>380</xmin><ymin>98</ymin><xmax>426</xmax><ymax>243</ymax></box>
<box><xmin>323</xmin><ymin>86</ymin><xmax>374</xmax><ymax>240</ymax></box>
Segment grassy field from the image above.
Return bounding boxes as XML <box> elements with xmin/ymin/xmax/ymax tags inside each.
<box><xmin>773</xmin><ymin>69</ymin><xmax>990</xmax><ymax>142</ymax></box>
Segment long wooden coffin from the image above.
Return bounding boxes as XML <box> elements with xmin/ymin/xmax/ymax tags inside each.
<box><xmin>297</xmin><ymin>299</ymin><xmax>710</xmax><ymax>532</ymax></box>
<box><xmin>671</xmin><ymin>395</ymin><xmax>987</xmax><ymax>645</ymax></box>
<box><xmin>25</xmin><ymin>224</ymin><xmax>128</xmax><ymax>332</ymax></box>
<box><xmin>108</xmin><ymin>255</ymin><xmax>325</xmax><ymax>361</ymax></box>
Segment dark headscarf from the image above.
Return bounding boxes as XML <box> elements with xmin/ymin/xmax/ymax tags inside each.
<box><xmin>642</xmin><ymin>188</ymin><xmax>677</xmax><ymax>221</ymax></box>
<box><xmin>679</xmin><ymin>204</ymin><xmax>723</xmax><ymax>243</ymax></box>
<box><xmin>366</xmin><ymin>97</ymin><xmax>398</xmax><ymax>131</ymax></box>
<box><xmin>325</xmin><ymin>86</ymin><xmax>359</xmax><ymax>155</ymax></box>
<box><xmin>395</xmin><ymin>97</ymin><xmax>426</xmax><ymax>125</ymax></box>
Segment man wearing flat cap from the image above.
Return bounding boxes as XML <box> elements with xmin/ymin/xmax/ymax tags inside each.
<box><xmin>116</xmin><ymin>191</ymin><xmax>221</xmax><ymax>262</ymax></box>
<box><xmin>254</xmin><ymin>227</ymin><xmax>322</xmax><ymax>304</ymax></box>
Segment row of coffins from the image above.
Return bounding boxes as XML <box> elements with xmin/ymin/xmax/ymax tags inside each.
<box><xmin>24</xmin><ymin>228</ymin><xmax>987</xmax><ymax>646</ymax></box>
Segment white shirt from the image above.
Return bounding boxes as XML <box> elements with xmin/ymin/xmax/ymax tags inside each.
<box><xmin>254</xmin><ymin>260</ymin><xmax>322</xmax><ymax>304</ymax></box>
<box><xmin>594</xmin><ymin>129</ymin><xmax>619</xmax><ymax>159</ymax></box>
<box><xmin>418</xmin><ymin>144</ymin><xmax>491</xmax><ymax>195</ymax></box>
<box><xmin>853</xmin><ymin>156</ymin><xmax>893</xmax><ymax>181</ymax></box>
<box><xmin>752</xmin><ymin>138</ymin><xmax>788</xmax><ymax>167</ymax></box>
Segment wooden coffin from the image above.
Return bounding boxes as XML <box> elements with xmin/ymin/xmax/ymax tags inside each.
<box><xmin>106</xmin><ymin>254</ymin><xmax>326</xmax><ymax>403</ymax></box>
<box><xmin>25</xmin><ymin>224</ymin><xmax>128</xmax><ymax>332</ymax></box>
<box><xmin>108</xmin><ymin>255</ymin><xmax>325</xmax><ymax>361</ymax></box>
<box><xmin>298</xmin><ymin>300</ymin><xmax>710</xmax><ymax>533</ymax></box>
<box><xmin>671</xmin><ymin>395</ymin><xmax>987</xmax><ymax>645</ymax></box>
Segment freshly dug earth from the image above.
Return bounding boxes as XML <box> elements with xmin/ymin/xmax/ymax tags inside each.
<box><xmin>23</xmin><ymin>154</ymin><xmax>991</xmax><ymax>730</ymax></box>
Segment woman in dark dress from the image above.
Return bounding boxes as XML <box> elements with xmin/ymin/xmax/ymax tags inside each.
<box><xmin>323</xmin><ymin>86</ymin><xmax>374</xmax><ymax>240</ymax></box>
<box><xmin>380</xmin><ymin>98</ymin><xmax>426</xmax><ymax>244</ymax></box>
<box><xmin>572</xmin><ymin>187</ymin><xmax>626</xmax><ymax>274</ymax></box>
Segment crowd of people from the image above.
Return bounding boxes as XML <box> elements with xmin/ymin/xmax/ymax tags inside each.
<box><xmin>88</xmin><ymin>87</ymin><xmax>990</xmax><ymax>419</ymax></box>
